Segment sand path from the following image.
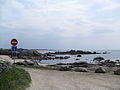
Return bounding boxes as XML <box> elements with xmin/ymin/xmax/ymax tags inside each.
<box><xmin>25</xmin><ymin>68</ymin><xmax>120</xmax><ymax>90</ymax></box>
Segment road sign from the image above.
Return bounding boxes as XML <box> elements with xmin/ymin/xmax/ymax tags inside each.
<box><xmin>12</xmin><ymin>52</ymin><xmax>17</xmax><ymax>57</ymax></box>
<box><xmin>11</xmin><ymin>39</ymin><xmax>18</xmax><ymax>46</ymax></box>
<box><xmin>12</xmin><ymin>52</ymin><xmax>17</xmax><ymax>60</ymax></box>
<box><xmin>12</xmin><ymin>46</ymin><xmax>17</xmax><ymax>52</ymax></box>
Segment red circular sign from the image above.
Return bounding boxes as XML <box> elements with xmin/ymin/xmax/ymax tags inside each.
<box><xmin>11</xmin><ymin>39</ymin><xmax>18</xmax><ymax>46</ymax></box>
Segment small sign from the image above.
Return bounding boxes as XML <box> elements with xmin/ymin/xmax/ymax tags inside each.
<box><xmin>12</xmin><ymin>52</ymin><xmax>17</xmax><ymax>59</ymax></box>
<box><xmin>12</xmin><ymin>46</ymin><xmax>17</xmax><ymax>52</ymax></box>
<box><xmin>11</xmin><ymin>39</ymin><xmax>18</xmax><ymax>46</ymax></box>
<box><xmin>12</xmin><ymin>52</ymin><xmax>17</xmax><ymax>57</ymax></box>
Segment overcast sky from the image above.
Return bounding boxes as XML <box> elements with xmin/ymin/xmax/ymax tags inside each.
<box><xmin>0</xmin><ymin>0</ymin><xmax>120</xmax><ymax>50</ymax></box>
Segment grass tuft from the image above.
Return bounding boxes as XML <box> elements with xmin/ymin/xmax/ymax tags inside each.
<box><xmin>0</xmin><ymin>67</ymin><xmax>31</xmax><ymax>90</ymax></box>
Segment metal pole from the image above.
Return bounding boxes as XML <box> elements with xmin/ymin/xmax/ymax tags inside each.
<box><xmin>13</xmin><ymin>58</ymin><xmax>15</xmax><ymax>64</ymax></box>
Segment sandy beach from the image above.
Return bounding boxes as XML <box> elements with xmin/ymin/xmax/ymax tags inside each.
<box><xmin>25</xmin><ymin>68</ymin><xmax>120</xmax><ymax>90</ymax></box>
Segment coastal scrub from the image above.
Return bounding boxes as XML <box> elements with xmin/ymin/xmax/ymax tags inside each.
<box><xmin>0</xmin><ymin>67</ymin><xmax>31</xmax><ymax>90</ymax></box>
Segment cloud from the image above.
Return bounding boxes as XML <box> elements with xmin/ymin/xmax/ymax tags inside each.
<box><xmin>0</xmin><ymin>0</ymin><xmax>120</xmax><ymax>49</ymax></box>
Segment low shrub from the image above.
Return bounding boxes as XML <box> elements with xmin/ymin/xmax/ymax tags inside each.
<box><xmin>0</xmin><ymin>67</ymin><xmax>31</xmax><ymax>90</ymax></box>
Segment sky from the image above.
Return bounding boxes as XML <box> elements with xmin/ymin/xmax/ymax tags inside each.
<box><xmin>0</xmin><ymin>0</ymin><xmax>120</xmax><ymax>50</ymax></box>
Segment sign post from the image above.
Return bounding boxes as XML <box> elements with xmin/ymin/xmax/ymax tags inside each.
<box><xmin>11</xmin><ymin>39</ymin><xmax>18</xmax><ymax>63</ymax></box>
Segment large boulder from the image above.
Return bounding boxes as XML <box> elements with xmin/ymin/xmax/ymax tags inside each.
<box><xmin>17</xmin><ymin>49</ymin><xmax>43</xmax><ymax>60</ymax></box>
<box><xmin>14</xmin><ymin>60</ymin><xmax>35</xmax><ymax>66</ymax></box>
<box><xmin>14</xmin><ymin>62</ymin><xmax>26</xmax><ymax>66</ymax></box>
<box><xmin>114</xmin><ymin>69</ymin><xmax>120</xmax><ymax>75</ymax></box>
<box><xmin>74</xmin><ymin>67</ymin><xmax>88</xmax><ymax>72</ymax></box>
<box><xmin>70</xmin><ymin>61</ymin><xmax>89</xmax><ymax>67</ymax></box>
<box><xmin>101</xmin><ymin>60</ymin><xmax>116</xmax><ymax>67</ymax></box>
<box><xmin>95</xmin><ymin>67</ymin><xmax>106</xmax><ymax>73</ymax></box>
<box><xmin>76</xmin><ymin>58</ymin><xmax>80</xmax><ymax>60</ymax></box>
<box><xmin>0</xmin><ymin>60</ymin><xmax>11</xmax><ymax>73</ymax></box>
<box><xmin>64</xmin><ymin>56</ymin><xmax>70</xmax><ymax>59</ymax></box>
<box><xmin>77</xmin><ymin>55</ymin><xmax>82</xmax><ymax>57</ymax></box>
<box><xmin>24</xmin><ymin>61</ymin><xmax>34</xmax><ymax>66</ymax></box>
<box><xmin>0</xmin><ymin>49</ymin><xmax>11</xmax><ymax>55</ymax></box>
<box><xmin>57</xmin><ymin>66</ymin><xmax>71</xmax><ymax>71</ymax></box>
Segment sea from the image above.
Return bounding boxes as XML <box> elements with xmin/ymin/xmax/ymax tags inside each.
<box><xmin>38</xmin><ymin>50</ymin><xmax>120</xmax><ymax>64</ymax></box>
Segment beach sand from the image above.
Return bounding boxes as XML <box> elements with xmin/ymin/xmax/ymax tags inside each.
<box><xmin>25</xmin><ymin>68</ymin><xmax>120</xmax><ymax>90</ymax></box>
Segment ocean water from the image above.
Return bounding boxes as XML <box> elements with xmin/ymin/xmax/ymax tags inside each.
<box><xmin>38</xmin><ymin>50</ymin><xmax>120</xmax><ymax>64</ymax></box>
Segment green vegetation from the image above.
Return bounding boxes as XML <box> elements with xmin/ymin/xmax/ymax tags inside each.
<box><xmin>0</xmin><ymin>67</ymin><xmax>31</xmax><ymax>90</ymax></box>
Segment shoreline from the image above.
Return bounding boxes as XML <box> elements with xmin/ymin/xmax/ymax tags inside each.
<box><xmin>0</xmin><ymin>55</ymin><xmax>120</xmax><ymax>75</ymax></box>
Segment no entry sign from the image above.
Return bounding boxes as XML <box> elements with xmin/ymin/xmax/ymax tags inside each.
<box><xmin>11</xmin><ymin>39</ymin><xmax>18</xmax><ymax>46</ymax></box>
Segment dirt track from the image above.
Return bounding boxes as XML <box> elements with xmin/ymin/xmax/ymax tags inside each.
<box><xmin>25</xmin><ymin>68</ymin><xmax>120</xmax><ymax>90</ymax></box>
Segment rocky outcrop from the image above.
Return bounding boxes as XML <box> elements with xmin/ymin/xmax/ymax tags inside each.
<box><xmin>68</xmin><ymin>62</ymin><xmax>89</xmax><ymax>67</ymax></box>
<box><xmin>0</xmin><ymin>49</ymin><xmax>71</xmax><ymax>60</ymax></box>
<box><xmin>114</xmin><ymin>69</ymin><xmax>120</xmax><ymax>75</ymax></box>
<box><xmin>0</xmin><ymin>60</ymin><xmax>11</xmax><ymax>73</ymax></box>
<box><xmin>77</xmin><ymin>55</ymin><xmax>82</xmax><ymax>57</ymax></box>
<box><xmin>73</xmin><ymin>67</ymin><xmax>88</xmax><ymax>72</ymax></box>
<box><xmin>95</xmin><ymin>67</ymin><xmax>106</xmax><ymax>73</ymax></box>
<box><xmin>0</xmin><ymin>48</ymin><xmax>43</xmax><ymax>60</ymax></box>
<box><xmin>55</xmin><ymin>56</ymin><xmax>70</xmax><ymax>59</ymax></box>
<box><xmin>76</xmin><ymin>58</ymin><xmax>80</xmax><ymax>60</ymax></box>
<box><xmin>17</xmin><ymin>49</ymin><xmax>43</xmax><ymax>60</ymax></box>
<box><xmin>48</xmin><ymin>50</ymin><xmax>100</xmax><ymax>55</ymax></box>
<box><xmin>57</xmin><ymin>66</ymin><xmax>71</xmax><ymax>71</ymax></box>
<box><xmin>0</xmin><ymin>49</ymin><xmax>11</xmax><ymax>55</ymax></box>
<box><xmin>14</xmin><ymin>60</ymin><xmax>37</xmax><ymax>66</ymax></box>
<box><xmin>101</xmin><ymin>60</ymin><xmax>116</xmax><ymax>67</ymax></box>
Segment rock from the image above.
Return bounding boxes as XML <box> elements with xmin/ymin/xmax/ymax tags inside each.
<box><xmin>114</xmin><ymin>69</ymin><xmax>120</xmax><ymax>75</ymax></box>
<box><xmin>55</xmin><ymin>57</ymin><xmax>62</xmax><ymax>59</ymax></box>
<box><xmin>74</xmin><ymin>68</ymin><xmax>88</xmax><ymax>72</ymax></box>
<box><xmin>72</xmin><ymin>61</ymin><xmax>88</xmax><ymax>65</ymax></box>
<box><xmin>101</xmin><ymin>60</ymin><xmax>116</xmax><ymax>67</ymax></box>
<box><xmin>17</xmin><ymin>49</ymin><xmax>43</xmax><ymax>60</ymax></box>
<box><xmin>54</xmin><ymin>56</ymin><xmax>70</xmax><ymax>60</ymax></box>
<box><xmin>14</xmin><ymin>62</ymin><xmax>26</xmax><ymax>66</ymax></box>
<box><xmin>24</xmin><ymin>61</ymin><xmax>34</xmax><ymax>66</ymax></box>
<box><xmin>14</xmin><ymin>60</ymin><xmax>35</xmax><ymax>66</ymax></box>
<box><xmin>47</xmin><ymin>50</ymin><xmax>100</xmax><ymax>55</ymax></box>
<box><xmin>56</xmin><ymin>63</ymin><xmax>67</xmax><ymax>65</ymax></box>
<box><xmin>0</xmin><ymin>60</ymin><xmax>11</xmax><ymax>73</ymax></box>
<box><xmin>57</xmin><ymin>66</ymin><xmax>71</xmax><ymax>71</ymax></box>
<box><xmin>77</xmin><ymin>55</ymin><xmax>82</xmax><ymax>57</ymax></box>
<box><xmin>64</xmin><ymin>56</ymin><xmax>70</xmax><ymax>59</ymax></box>
<box><xmin>68</xmin><ymin>61</ymin><xmax>89</xmax><ymax>67</ymax></box>
<box><xmin>95</xmin><ymin>67</ymin><xmax>106</xmax><ymax>73</ymax></box>
<box><xmin>0</xmin><ymin>49</ymin><xmax>11</xmax><ymax>55</ymax></box>
<box><xmin>76</xmin><ymin>58</ymin><xmax>80</xmax><ymax>60</ymax></box>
